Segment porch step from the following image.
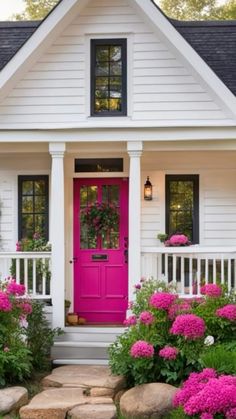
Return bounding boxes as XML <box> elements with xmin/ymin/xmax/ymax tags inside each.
<box><xmin>51</xmin><ymin>326</ymin><xmax>124</xmax><ymax>365</ymax></box>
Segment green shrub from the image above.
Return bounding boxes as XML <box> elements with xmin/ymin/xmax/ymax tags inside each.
<box><xmin>109</xmin><ymin>279</ymin><xmax>236</xmax><ymax>388</ymax></box>
<box><xmin>25</xmin><ymin>300</ymin><xmax>63</xmax><ymax>371</ymax></box>
<box><xmin>199</xmin><ymin>344</ymin><xmax>236</xmax><ymax>375</ymax></box>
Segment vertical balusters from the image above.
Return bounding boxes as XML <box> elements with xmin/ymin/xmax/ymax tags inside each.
<box><xmin>172</xmin><ymin>254</ymin><xmax>177</xmax><ymax>286</ymax></box>
<box><xmin>189</xmin><ymin>257</ymin><xmax>193</xmax><ymax>296</ymax></box>
<box><xmin>16</xmin><ymin>259</ymin><xmax>20</xmax><ymax>283</ymax></box>
<box><xmin>180</xmin><ymin>256</ymin><xmax>184</xmax><ymax>294</ymax></box>
<box><xmin>205</xmin><ymin>259</ymin><xmax>209</xmax><ymax>284</ymax></box>
<box><xmin>24</xmin><ymin>258</ymin><xmax>28</xmax><ymax>293</ymax></box>
<box><xmin>228</xmin><ymin>259</ymin><xmax>231</xmax><ymax>293</ymax></box>
<box><xmin>32</xmin><ymin>259</ymin><xmax>36</xmax><ymax>295</ymax></box>
<box><xmin>213</xmin><ymin>259</ymin><xmax>216</xmax><ymax>284</ymax></box>
<box><xmin>197</xmin><ymin>257</ymin><xmax>201</xmax><ymax>295</ymax></box>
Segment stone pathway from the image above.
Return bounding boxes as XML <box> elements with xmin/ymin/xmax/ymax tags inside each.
<box><xmin>19</xmin><ymin>365</ymin><xmax>125</xmax><ymax>419</ymax></box>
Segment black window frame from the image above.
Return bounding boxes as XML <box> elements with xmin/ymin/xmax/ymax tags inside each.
<box><xmin>91</xmin><ymin>38</ymin><xmax>127</xmax><ymax>117</ymax></box>
<box><xmin>165</xmin><ymin>175</ymin><xmax>199</xmax><ymax>244</ymax></box>
<box><xmin>18</xmin><ymin>175</ymin><xmax>49</xmax><ymax>241</ymax></box>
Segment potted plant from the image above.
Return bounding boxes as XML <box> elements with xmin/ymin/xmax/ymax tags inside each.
<box><xmin>65</xmin><ymin>299</ymin><xmax>71</xmax><ymax>318</ymax></box>
<box><xmin>157</xmin><ymin>233</ymin><xmax>168</xmax><ymax>243</ymax></box>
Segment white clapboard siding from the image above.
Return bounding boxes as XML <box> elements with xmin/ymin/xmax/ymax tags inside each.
<box><xmin>0</xmin><ymin>0</ymin><xmax>227</xmax><ymax>126</ymax></box>
<box><xmin>0</xmin><ymin>175</ymin><xmax>15</xmax><ymax>251</ymax></box>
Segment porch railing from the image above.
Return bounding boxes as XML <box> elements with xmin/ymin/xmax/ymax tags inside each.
<box><xmin>0</xmin><ymin>252</ymin><xmax>51</xmax><ymax>299</ymax></box>
<box><xmin>141</xmin><ymin>246</ymin><xmax>236</xmax><ymax>296</ymax></box>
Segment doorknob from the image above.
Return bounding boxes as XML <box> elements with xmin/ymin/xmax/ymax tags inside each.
<box><xmin>69</xmin><ymin>257</ymin><xmax>78</xmax><ymax>264</ymax></box>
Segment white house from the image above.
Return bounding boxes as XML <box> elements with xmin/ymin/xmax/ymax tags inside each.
<box><xmin>0</xmin><ymin>0</ymin><xmax>236</xmax><ymax>362</ymax></box>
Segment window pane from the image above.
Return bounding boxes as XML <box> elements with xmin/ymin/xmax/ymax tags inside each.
<box><xmin>22</xmin><ymin>181</ymin><xmax>33</xmax><ymax>195</ymax></box>
<box><xmin>35</xmin><ymin>180</ymin><xmax>46</xmax><ymax>195</ymax></box>
<box><xmin>95</xmin><ymin>99</ymin><xmax>109</xmax><ymax>113</ymax></box>
<box><xmin>35</xmin><ymin>214</ymin><xmax>46</xmax><ymax>235</ymax></box>
<box><xmin>110</xmin><ymin>62</ymin><xmax>122</xmax><ymax>76</ymax></box>
<box><xmin>110</xmin><ymin>46</ymin><xmax>121</xmax><ymax>61</ymax></box>
<box><xmin>22</xmin><ymin>215</ymin><xmax>34</xmax><ymax>238</ymax></box>
<box><xmin>110</xmin><ymin>77</ymin><xmax>122</xmax><ymax>98</ymax></box>
<box><xmin>96</xmin><ymin>46</ymin><xmax>109</xmax><ymax>62</ymax></box>
<box><xmin>95</xmin><ymin>62</ymin><xmax>109</xmax><ymax>76</ymax></box>
<box><xmin>35</xmin><ymin>196</ymin><xmax>46</xmax><ymax>213</ymax></box>
<box><xmin>22</xmin><ymin>196</ymin><xmax>33</xmax><ymax>213</ymax></box>
<box><xmin>109</xmin><ymin>98</ymin><xmax>121</xmax><ymax>111</ymax></box>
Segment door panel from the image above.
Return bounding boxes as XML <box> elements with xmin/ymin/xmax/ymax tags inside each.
<box><xmin>73</xmin><ymin>178</ymin><xmax>128</xmax><ymax>323</ymax></box>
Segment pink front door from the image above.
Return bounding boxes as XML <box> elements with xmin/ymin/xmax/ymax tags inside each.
<box><xmin>73</xmin><ymin>178</ymin><xmax>128</xmax><ymax>324</ymax></box>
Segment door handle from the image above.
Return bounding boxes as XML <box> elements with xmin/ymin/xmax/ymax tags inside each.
<box><xmin>69</xmin><ymin>257</ymin><xmax>78</xmax><ymax>264</ymax></box>
<box><xmin>124</xmin><ymin>249</ymin><xmax>128</xmax><ymax>264</ymax></box>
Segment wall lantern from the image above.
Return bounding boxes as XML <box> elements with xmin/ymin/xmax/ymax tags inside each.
<box><xmin>144</xmin><ymin>176</ymin><xmax>153</xmax><ymax>200</ymax></box>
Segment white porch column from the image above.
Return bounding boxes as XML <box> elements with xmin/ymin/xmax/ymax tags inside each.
<box><xmin>127</xmin><ymin>141</ymin><xmax>143</xmax><ymax>304</ymax></box>
<box><xmin>49</xmin><ymin>142</ymin><xmax>66</xmax><ymax>329</ymax></box>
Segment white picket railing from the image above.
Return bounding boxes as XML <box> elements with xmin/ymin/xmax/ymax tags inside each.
<box><xmin>0</xmin><ymin>252</ymin><xmax>51</xmax><ymax>299</ymax></box>
<box><xmin>141</xmin><ymin>246</ymin><xmax>236</xmax><ymax>296</ymax></box>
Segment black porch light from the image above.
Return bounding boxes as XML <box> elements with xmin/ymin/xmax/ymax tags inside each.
<box><xmin>144</xmin><ymin>176</ymin><xmax>153</xmax><ymax>200</ymax></box>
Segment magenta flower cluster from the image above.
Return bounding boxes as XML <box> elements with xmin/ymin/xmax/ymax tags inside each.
<box><xmin>174</xmin><ymin>368</ymin><xmax>236</xmax><ymax>417</ymax></box>
<box><xmin>124</xmin><ymin>315</ymin><xmax>137</xmax><ymax>327</ymax></box>
<box><xmin>200</xmin><ymin>283</ymin><xmax>222</xmax><ymax>297</ymax></box>
<box><xmin>165</xmin><ymin>234</ymin><xmax>190</xmax><ymax>247</ymax></box>
<box><xmin>216</xmin><ymin>304</ymin><xmax>236</xmax><ymax>321</ymax></box>
<box><xmin>139</xmin><ymin>311</ymin><xmax>154</xmax><ymax>325</ymax></box>
<box><xmin>0</xmin><ymin>291</ymin><xmax>12</xmax><ymax>312</ymax></box>
<box><xmin>130</xmin><ymin>340</ymin><xmax>154</xmax><ymax>358</ymax></box>
<box><xmin>170</xmin><ymin>313</ymin><xmax>206</xmax><ymax>340</ymax></box>
<box><xmin>168</xmin><ymin>301</ymin><xmax>192</xmax><ymax>320</ymax></box>
<box><xmin>149</xmin><ymin>292</ymin><xmax>177</xmax><ymax>311</ymax></box>
<box><xmin>159</xmin><ymin>346</ymin><xmax>178</xmax><ymax>360</ymax></box>
<box><xmin>6</xmin><ymin>280</ymin><xmax>25</xmax><ymax>296</ymax></box>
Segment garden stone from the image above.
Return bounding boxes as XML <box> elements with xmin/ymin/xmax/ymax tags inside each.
<box><xmin>0</xmin><ymin>387</ymin><xmax>28</xmax><ymax>414</ymax></box>
<box><xmin>120</xmin><ymin>383</ymin><xmax>178</xmax><ymax>419</ymax></box>
<box><xmin>42</xmin><ymin>365</ymin><xmax>126</xmax><ymax>393</ymax></box>
<box><xmin>68</xmin><ymin>403</ymin><xmax>117</xmax><ymax>419</ymax></box>
<box><xmin>19</xmin><ymin>388</ymin><xmax>87</xmax><ymax>419</ymax></box>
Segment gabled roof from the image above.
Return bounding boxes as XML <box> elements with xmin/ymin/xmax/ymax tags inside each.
<box><xmin>173</xmin><ymin>20</ymin><xmax>236</xmax><ymax>96</ymax></box>
<box><xmin>0</xmin><ymin>21</ymin><xmax>39</xmax><ymax>71</ymax></box>
<box><xmin>0</xmin><ymin>0</ymin><xmax>236</xmax><ymax>122</ymax></box>
<box><xmin>0</xmin><ymin>13</ymin><xmax>236</xmax><ymax>96</ymax></box>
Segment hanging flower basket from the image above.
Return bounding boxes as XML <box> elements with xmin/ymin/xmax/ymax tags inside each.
<box><xmin>81</xmin><ymin>202</ymin><xmax>119</xmax><ymax>237</ymax></box>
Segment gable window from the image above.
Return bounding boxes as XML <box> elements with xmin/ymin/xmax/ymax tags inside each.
<box><xmin>91</xmin><ymin>39</ymin><xmax>127</xmax><ymax>116</ymax></box>
<box><xmin>18</xmin><ymin>175</ymin><xmax>49</xmax><ymax>240</ymax></box>
<box><xmin>166</xmin><ymin>175</ymin><xmax>199</xmax><ymax>243</ymax></box>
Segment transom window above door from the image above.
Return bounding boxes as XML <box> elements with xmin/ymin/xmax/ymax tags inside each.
<box><xmin>91</xmin><ymin>39</ymin><xmax>127</xmax><ymax>116</ymax></box>
<box><xmin>165</xmin><ymin>175</ymin><xmax>199</xmax><ymax>243</ymax></box>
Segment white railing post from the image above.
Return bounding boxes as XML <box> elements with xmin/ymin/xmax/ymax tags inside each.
<box><xmin>49</xmin><ymin>142</ymin><xmax>66</xmax><ymax>328</ymax></box>
<box><xmin>127</xmin><ymin>141</ymin><xmax>143</xmax><ymax>306</ymax></box>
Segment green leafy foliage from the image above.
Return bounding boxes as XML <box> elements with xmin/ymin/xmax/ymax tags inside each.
<box><xmin>158</xmin><ymin>0</ymin><xmax>236</xmax><ymax>20</ymax></box>
<box><xmin>14</xmin><ymin>0</ymin><xmax>59</xmax><ymax>20</ymax></box>
<box><xmin>199</xmin><ymin>343</ymin><xmax>236</xmax><ymax>375</ymax></box>
<box><xmin>25</xmin><ymin>300</ymin><xmax>63</xmax><ymax>370</ymax></box>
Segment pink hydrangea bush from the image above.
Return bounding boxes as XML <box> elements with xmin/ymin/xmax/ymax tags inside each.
<box><xmin>165</xmin><ymin>234</ymin><xmax>190</xmax><ymax>247</ymax></box>
<box><xmin>109</xmin><ymin>278</ymin><xmax>236</xmax><ymax>388</ymax></box>
<box><xmin>200</xmin><ymin>284</ymin><xmax>222</xmax><ymax>297</ymax></box>
<box><xmin>216</xmin><ymin>304</ymin><xmax>236</xmax><ymax>321</ymax></box>
<box><xmin>0</xmin><ymin>278</ymin><xmax>32</xmax><ymax>386</ymax></box>
<box><xmin>173</xmin><ymin>369</ymin><xmax>236</xmax><ymax>418</ymax></box>
<box><xmin>170</xmin><ymin>314</ymin><xmax>206</xmax><ymax>340</ymax></box>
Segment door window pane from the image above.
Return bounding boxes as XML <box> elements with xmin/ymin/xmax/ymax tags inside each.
<box><xmin>80</xmin><ymin>186</ymin><xmax>98</xmax><ymax>249</ymax></box>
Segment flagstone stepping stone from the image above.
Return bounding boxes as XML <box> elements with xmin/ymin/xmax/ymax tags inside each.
<box><xmin>19</xmin><ymin>387</ymin><xmax>116</xmax><ymax>419</ymax></box>
<box><xmin>120</xmin><ymin>383</ymin><xmax>178</xmax><ymax>419</ymax></box>
<box><xmin>0</xmin><ymin>387</ymin><xmax>28</xmax><ymax>415</ymax></box>
<box><xmin>42</xmin><ymin>365</ymin><xmax>126</xmax><ymax>397</ymax></box>
<box><xmin>68</xmin><ymin>403</ymin><xmax>117</xmax><ymax>419</ymax></box>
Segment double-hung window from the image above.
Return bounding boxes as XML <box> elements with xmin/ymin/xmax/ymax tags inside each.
<box><xmin>91</xmin><ymin>39</ymin><xmax>127</xmax><ymax>116</ymax></box>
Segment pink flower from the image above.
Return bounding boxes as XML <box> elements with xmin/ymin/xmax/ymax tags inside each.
<box><xmin>149</xmin><ymin>292</ymin><xmax>177</xmax><ymax>311</ymax></box>
<box><xmin>139</xmin><ymin>311</ymin><xmax>154</xmax><ymax>325</ymax></box>
<box><xmin>216</xmin><ymin>304</ymin><xmax>236</xmax><ymax>321</ymax></box>
<box><xmin>124</xmin><ymin>315</ymin><xmax>137</xmax><ymax>327</ymax></box>
<box><xmin>16</xmin><ymin>242</ymin><xmax>21</xmax><ymax>251</ymax></box>
<box><xmin>130</xmin><ymin>340</ymin><xmax>154</xmax><ymax>358</ymax></box>
<box><xmin>200</xmin><ymin>284</ymin><xmax>222</xmax><ymax>297</ymax></box>
<box><xmin>165</xmin><ymin>234</ymin><xmax>189</xmax><ymax>247</ymax></box>
<box><xmin>159</xmin><ymin>346</ymin><xmax>178</xmax><ymax>360</ymax></box>
<box><xmin>134</xmin><ymin>283</ymin><xmax>141</xmax><ymax>290</ymax></box>
<box><xmin>3</xmin><ymin>346</ymin><xmax>9</xmax><ymax>352</ymax></box>
<box><xmin>0</xmin><ymin>292</ymin><xmax>12</xmax><ymax>312</ymax></box>
<box><xmin>170</xmin><ymin>313</ymin><xmax>206</xmax><ymax>340</ymax></box>
<box><xmin>6</xmin><ymin>280</ymin><xmax>25</xmax><ymax>296</ymax></box>
<box><xmin>19</xmin><ymin>301</ymin><xmax>32</xmax><ymax>315</ymax></box>
<box><xmin>200</xmin><ymin>414</ymin><xmax>214</xmax><ymax>419</ymax></box>
<box><xmin>168</xmin><ymin>301</ymin><xmax>192</xmax><ymax>320</ymax></box>
<box><xmin>174</xmin><ymin>369</ymin><xmax>236</xmax><ymax>417</ymax></box>
<box><xmin>226</xmin><ymin>407</ymin><xmax>236</xmax><ymax>418</ymax></box>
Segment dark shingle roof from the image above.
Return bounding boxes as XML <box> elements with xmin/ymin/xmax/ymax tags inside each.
<box><xmin>172</xmin><ymin>20</ymin><xmax>236</xmax><ymax>96</ymax></box>
<box><xmin>0</xmin><ymin>21</ymin><xmax>40</xmax><ymax>71</ymax></box>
